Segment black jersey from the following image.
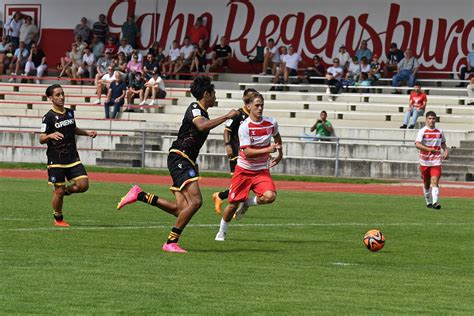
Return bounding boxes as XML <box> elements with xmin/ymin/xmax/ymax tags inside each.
<box><xmin>224</xmin><ymin>106</ymin><xmax>249</xmax><ymax>148</ymax></box>
<box><xmin>169</xmin><ymin>102</ymin><xmax>210</xmax><ymax>163</ymax></box>
<box><xmin>40</xmin><ymin>108</ymin><xmax>80</xmax><ymax>166</ymax></box>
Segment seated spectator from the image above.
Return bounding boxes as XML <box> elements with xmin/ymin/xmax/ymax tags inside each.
<box><xmin>369</xmin><ymin>54</ymin><xmax>382</xmax><ymax>81</ymax></box>
<box><xmin>155</xmin><ymin>46</ymin><xmax>165</xmax><ymax>70</ymax></box>
<box><xmin>190</xmin><ymin>38</ymin><xmax>207</xmax><ymax>73</ymax></box>
<box><xmin>325</xmin><ymin>58</ymin><xmax>344</xmax><ymax>101</ymax></box>
<box><xmin>74</xmin><ymin>17</ymin><xmax>91</xmax><ymax>44</ymax></box>
<box><xmin>0</xmin><ymin>36</ymin><xmax>14</xmax><ymax>75</ymax></box>
<box><xmin>356</xmin><ymin>40</ymin><xmax>372</xmax><ymax>61</ymax></box>
<box><xmin>140</xmin><ymin>71</ymin><xmax>166</xmax><ymax>106</ymax></box>
<box><xmin>126</xmin><ymin>54</ymin><xmax>143</xmax><ymax>82</ymax></box>
<box><xmin>303</xmin><ymin>110</ymin><xmax>334</xmax><ymax>141</ymax></box>
<box><xmin>117</xmin><ymin>38</ymin><xmax>133</xmax><ymax>60</ymax></box>
<box><xmin>457</xmin><ymin>43</ymin><xmax>474</xmax><ymax>87</ymax></box>
<box><xmin>125</xmin><ymin>72</ymin><xmax>145</xmax><ymax>111</ymax></box>
<box><xmin>58</xmin><ymin>49</ymin><xmax>72</xmax><ymax>78</ymax></box>
<box><xmin>467</xmin><ymin>78</ymin><xmax>474</xmax><ymax>105</ymax></box>
<box><xmin>384</xmin><ymin>42</ymin><xmax>404</xmax><ymax>77</ymax></box>
<box><xmin>92</xmin><ymin>14</ymin><xmax>109</xmax><ymax>43</ymax></box>
<box><xmin>95</xmin><ymin>51</ymin><xmax>113</xmax><ymax>85</ymax></box>
<box><xmin>103</xmin><ymin>36</ymin><xmax>118</xmax><ymax>56</ymax></box>
<box><xmin>175</xmin><ymin>36</ymin><xmax>195</xmax><ymax>73</ymax></box>
<box><xmin>24</xmin><ymin>42</ymin><xmax>47</xmax><ymax>84</ymax></box>
<box><xmin>78</xmin><ymin>46</ymin><xmax>95</xmax><ymax>81</ymax></box>
<box><xmin>8</xmin><ymin>41</ymin><xmax>29</xmax><ymax>82</ymax></box>
<box><xmin>19</xmin><ymin>15</ymin><xmax>39</xmax><ymax>50</ymax></box>
<box><xmin>400</xmin><ymin>83</ymin><xmax>427</xmax><ymax>129</ymax></box>
<box><xmin>273</xmin><ymin>45</ymin><xmax>301</xmax><ymax>84</ymax></box>
<box><xmin>131</xmin><ymin>48</ymin><xmax>143</xmax><ymax>62</ymax></box>
<box><xmin>346</xmin><ymin>56</ymin><xmax>361</xmax><ymax>81</ymax></box>
<box><xmin>260</xmin><ymin>38</ymin><xmax>280</xmax><ymax>75</ymax></box>
<box><xmin>114</xmin><ymin>52</ymin><xmax>128</xmax><ymax>73</ymax></box>
<box><xmin>104</xmin><ymin>71</ymin><xmax>127</xmax><ymax>119</ymax></box>
<box><xmin>305</xmin><ymin>55</ymin><xmax>326</xmax><ymax>84</ymax></box>
<box><xmin>69</xmin><ymin>42</ymin><xmax>84</xmax><ymax>84</ymax></box>
<box><xmin>208</xmin><ymin>36</ymin><xmax>232</xmax><ymax>72</ymax></box>
<box><xmin>142</xmin><ymin>53</ymin><xmax>158</xmax><ymax>79</ymax></box>
<box><xmin>90</xmin><ymin>35</ymin><xmax>104</xmax><ymax>60</ymax></box>
<box><xmin>148</xmin><ymin>41</ymin><xmax>161</xmax><ymax>57</ymax></box>
<box><xmin>337</xmin><ymin>45</ymin><xmax>350</xmax><ymax>70</ymax></box>
<box><xmin>94</xmin><ymin>66</ymin><xmax>115</xmax><ymax>104</ymax></box>
<box><xmin>161</xmin><ymin>40</ymin><xmax>180</xmax><ymax>74</ymax></box>
<box><xmin>392</xmin><ymin>48</ymin><xmax>419</xmax><ymax>93</ymax></box>
<box><xmin>355</xmin><ymin>72</ymin><xmax>374</xmax><ymax>87</ymax></box>
<box><xmin>74</xmin><ymin>35</ymin><xmax>87</xmax><ymax>56</ymax></box>
<box><xmin>359</xmin><ymin>56</ymin><xmax>371</xmax><ymax>74</ymax></box>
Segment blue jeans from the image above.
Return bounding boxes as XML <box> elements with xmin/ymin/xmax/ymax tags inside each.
<box><xmin>402</xmin><ymin>108</ymin><xmax>424</xmax><ymax>126</ymax></box>
<box><xmin>392</xmin><ymin>69</ymin><xmax>416</xmax><ymax>87</ymax></box>
<box><xmin>104</xmin><ymin>99</ymin><xmax>124</xmax><ymax>119</ymax></box>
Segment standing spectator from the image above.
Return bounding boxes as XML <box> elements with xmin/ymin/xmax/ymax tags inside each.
<box><xmin>126</xmin><ymin>54</ymin><xmax>143</xmax><ymax>82</ymax></box>
<box><xmin>336</xmin><ymin>45</ymin><xmax>350</xmax><ymax>70</ymax></box>
<box><xmin>4</xmin><ymin>12</ymin><xmax>22</xmax><ymax>49</ymax></box>
<box><xmin>24</xmin><ymin>42</ymin><xmax>47</xmax><ymax>84</ymax></box>
<box><xmin>260</xmin><ymin>38</ymin><xmax>279</xmax><ymax>75</ymax></box>
<box><xmin>400</xmin><ymin>83</ymin><xmax>428</xmax><ymax>129</ymax></box>
<box><xmin>92</xmin><ymin>14</ymin><xmax>109</xmax><ymax>43</ymax></box>
<box><xmin>208</xmin><ymin>36</ymin><xmax>232</xmax><ymax>72</ymax></box>
<box><xmin>457</xmin><ymin>43</ymin><xmax>474</xmax><ymax>87</ymax></box>
<box><xmin>190</xmin><ymin>38</ymin><xmax>207</xmax><ymax>73</ymax></box>
<box><xmin>392</xmin><ymin>48</ymin><xmax>419</xmax><ymax>93</ymax></box>
<box><xmin>325</xmin><ymin>58</ymin><xmax>344</xmax><ymax>101</ymax></box>
<box><xmin>125</xmin><ymin>72</ymin><xmax>145</xmax><ymax>111</ymax></box>
<box><xmin>121</xmin><ymin>15</ymin><xmax>141</xmax><ymax>49</ymax></box>
<box><xmin>8</xmin><ymin>41</ymin><xmax>29</xmax><ymax>82</ymax></box>
<box><xmin>174</xmin><ymin>36</ymin><xmax>195</xmax><ymax>73</ymax></box>
<box><xmin>90</xmin><ymin>35</ymin><xmax>104</xmax><ymax>60</ymax></box>
<box><xmin>161</xmin><ymin>40</ymin><xmax>180</xmax><ymax>74</ymax></box>
<box><xmin>95</xmin><ymin>51</ymin><xmax>113</xmax><ymax>85</ymax></box>
<box><xmin>103</xmin><ymin>36</ymin><xmax>118</xmax><ymax>55</ymax></box>
<box><xmin>305</xmin><ymin>55</ymin><xmax>326</xmax><ymax>84</ymax></box>
<box><xmin>140</xmin><ymin>71</ymin><xmax>166</xmax><ymax>106</ymax></box>
<box><xmin>384</xmin><ymin>42</ymin><xmax>404</xmax><ymax>78</ymax></box>
<box><xmin>305</xmin><ymin>110</ymin><xmax>334</xmax><ymax>141</ymax></box>
<box><xmin>94</xmin><ymin>66</ymin><xmax>115</xmax><ymax>104</ymax></box>
<box><xmin>189</xmin><ymin>17</ymin><xmax>209</xmax><ymax>46</ymax></box>
<box><xmin>19</xmin><ymin>16</ymin><xmax>39</xmax><ymax>49</ymax></box>
<box><xmin>272</xmin><ymin>45</ymin><xmax>301</xmax><ymax>84</ymax></box>
<box><xmin>142</xmin><ymin>53</ymin><xmax>158</xmax><ymax>79</ymax></box>
<box><xmin>78</xmin><ymin>46</ymin><xmax>95</xmax><ymax>81</ymax></box>
<box><xmin>0</xmin><ymin>36</ymin><xmax>14</xmax><ymax>75</ymax></box>
<box><xmin>356</xmin><ymin>40</ymin><xmax>372</xmax><ymax>61</ymax></box>
<box><xmin>104</xmin><ymin>71</ymin><xmax>127</xmax><ymax>119</ymax></box>
<box><xmin>74</xmin><ymin>17</ymin><xmax>91</xmax><ymax>44</ymax></box>
<box><xmin>117</xmin><ymin>38</ymin><xmax>133</xmax><ymax>59</ymax></box>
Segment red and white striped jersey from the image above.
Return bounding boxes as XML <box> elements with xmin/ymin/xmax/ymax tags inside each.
<box><xmin>415</xmin><ymin>126</ymin><xmax>446</xmax><ymax>166</ymax></box>
<box><xmin>238</xmin><ymin>116</ymin><xmax>279</xmax><ymax>170</ymax></box>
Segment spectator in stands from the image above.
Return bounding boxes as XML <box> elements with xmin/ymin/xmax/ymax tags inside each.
<box><xmin>457</xmin><ymin>43</ymin><xmax>474</xmax><ymax>87</ymax></box>
<box><xmin>142</xmin><ymin>53</ymin><xmax>158</xmax><ymax>79</ymax></box>
<box><xmin>104</xmin><ymin>71</ymin><xmax>127</xmax><ymax>119</ymax></box>
<box><xmin>121</xmin><ymin>15</ymin><xmax>141</xmax><ymax>49</ymax></box>
<box><xmin>155</xmin><ymin>46</ymin><xmax>165</xmax><ymax>70</ymax></box>
<box><xmin>69</xmin><ymin>42</ymin><xmax>84</xmax><ymax>84</ymax></box>
<box><xmin>337</xmin><ymin>45</ymin><xmax>350</xmax><ymax>70</ymax></box>
<box><xmin>58</xmin><ymin>49</ymin><xmax>72</xmax><ymax>78</ymax></box>
<box><xmin>190</xmin><ymin>38</ymin><xmax>207</xmax><ymax>73</ymax></box>
<box><xmin>148</xmin><ymin>41</ymin><xmax>161</xmax><ymax>57</ymax></box>
<box><xmin>356</xmin><ymin>40</ymin><xmax>372</xmax><ymax>61</ymax></box>
<box><xmin>78</xmin><ymin>46</ymin><xmax>95</xmax><ymax>81</ymax></box>
<box><xmin>161</xmin><ymin>40</ymin><xmax>180</xmax><ymax>74</ymax></box>
<box><xmin>8</xmin><ymin>41</ymin><xmax>29</xmax><ymax>82</ymax></box>
<box><xmin>369</xmin><ymin>54</ymin><xmax>382</xmax><ymax>81</ymax></box>
<box><xmin>359</xmin><ymin>56</ymin><xmax>371</xmax><ymax>74</ymax></box>
<box><xmin>92</xmin><ymin>14</ymin><xmax>109</xmax><ymax>43</ymax></box>
<box><xmin>346</xmin><ymin>56</ymin><xmax>361</xmax><ymax>81</ymax></box>
<box><xmin>74</xmin><ymin>35</ymin><xmax>87</xmax><ymax>56</ymax></box>
<box><xmin>174</xmin><ymin>36</ymin><xmax>195</xmax><ymax>73</ymax></box>
<box><xmin>103</xmin><ymin>36</ymin><xmax>118</xmax><ymax>56</ymax></box>
<box><xmin>95</xmin><ymin>51</ymin><xmax>113</xmax><ymax>85</ymax></box>
<box><xmin>4</xmin><ymin>12</ymin><xmax>22</xmax><ymax>49</ymax></box>
<box><xmin>208</xmin><ymin>36</ymin><xmax>232</xmax><ymax>72</ymax></box>
<box><xmin>90</xmin><ymin>35</ymin><xmax>104</xmax><ymax>60</ymax></box>
<box><xmin>355</xmin><ymin>72</ymin><xmax>374</xmax><ymax>87</ymax></box>
<box><xmin>467</xmin><ymin>78</ymin><xmax>474</xmax><ymax>105</ymax></box>
<box><xmin>273</xmin><ymin>45</ymin><xmax>301</xmax><ymax>84</ymax></box>
<box><xmin>189</xmin><ymin>17</ymin><xmax>209</xmax><ymax>46</ymax></box>
<box><xmin>126</xmin><ymin>54</ymin><xmax>143</xmax><ymax>82</ymax></box>
<box><xmin>0</xmin><ymin>36</ymin><xmax>14</xmax><ymax>75</ymax></box>
<box><xmin>325</xmin><ymin>58</ymin><xmax>344</xmax><ymax>101</ymax></box>
<box><xmin>303</xmin><ymin>110</ymin><xmax>334</xmax><ymax>141</ymax></box>
<box><xmin>400</xmin><ymin>82</ymin><xmax>427</xmax><ymax>129</ymax></box>
<box><xmin>384</xmin><ymin>42</ymin><xmax>404</xmax><ymax>78</ymax></box>
<box><xmin>125</xmin><ymin>72</ymin><xmax>145</xmax><ymax>111</ymax></box>
<box><xmin>392</xmin><ymin>48</ymin><xmax>419</xmax><ymax>93</ymax></box>
<box><xmin>305</xmin><ymin>55</ymin><xmax>326</xmax><ymax>84</ymax></box>
<box><xmin>132</xmin><ymin>48</ymin><xmax>143</xmax><ymax>62</ymax></box>
<box><xmin>74</xmin><ymin>17</ymin><xmax>91</xmax><ymax>44</ymax></box>
<box><xmin>95</xmin><ymin>65</ymin><xmax>115</xmax><ymax>104</ymax></box>
<box><xmin>117</xmin><ymin>38</ymin><xmax>133</xmax><ymax>59</ymax></box>
<box><xmin>114</xmin><ymin>52</ymin><xmax>128</xmax><ymax>73</ymax></box>
<box><xmin>260</xmin><ymin>38</ymin><xmax>279</xmax><ymax>75</ymax></box>
<box><xmin>24</xmin><ymin>41</ymin><xmax>47</xmax><ymax>84</ymax></box>
<box><xmin>140</xmin><ymin>71</ymin><xmax>166</xmax><ymax>106</ymax></box>
<box><xmin>19</xmin><ymin>15</ymin><xmax>39</xmax><ymax>50</ymax></box>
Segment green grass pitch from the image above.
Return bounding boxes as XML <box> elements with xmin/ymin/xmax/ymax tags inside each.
<box><xmin>1</xmin><ymin>178</ymin><xmax>473</xmax><ymax>314</ymax></box>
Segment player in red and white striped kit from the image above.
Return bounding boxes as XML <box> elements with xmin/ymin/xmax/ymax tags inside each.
<box><xmin>215</xmin><ymin>91</ymin><xmax>283</xmax><ymax>241</ymax></box>
<box><xmin>415</xmin><ymin>111</ymin><xmax>449</xmax><ymax>209</ymax></box>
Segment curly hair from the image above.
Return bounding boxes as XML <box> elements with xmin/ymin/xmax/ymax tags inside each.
<box><xmin>190</xmin><ymin>76</ymin><xmax>214</xmax><ymax>100</ymax></box>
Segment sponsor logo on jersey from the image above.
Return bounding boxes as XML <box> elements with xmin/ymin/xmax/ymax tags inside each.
<box><xmin>54</xmin><ymin>119</ymin><xmax>75</xmax><ymax>128</ymax></box>
<box><xmin>188</xmin><ymin>169</ymin><xmax>196</xmax><ymax>177</ymax></box>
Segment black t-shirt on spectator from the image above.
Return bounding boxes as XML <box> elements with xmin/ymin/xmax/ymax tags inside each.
<box><xmin>32</xmin><ymin>50</ymin><xmax>45</xmax><ymax>67</ymax></box>
<box><xmin>214</xmin><ymin>45</ymin><xmax>232</xmax><ymax>59</ymax></box>
<box><xmin>387</xmin><ymin>49</ymin><xmax>404</xmax><ymax>65</ymax></box>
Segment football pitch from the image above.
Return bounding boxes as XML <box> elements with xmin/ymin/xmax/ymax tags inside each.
<box><xmin>1</xmin><ymin>178</ymin><xmax>473</xmax><ymax>314</ymax></box>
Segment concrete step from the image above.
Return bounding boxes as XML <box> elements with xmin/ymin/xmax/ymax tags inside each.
<box><xmin>459</xmin><ymin>140</ymin><xmax>474</xmax><ymax>148</ymax></box>
<box><xmin>96</xmin><ymin>158</ymin><xmax>141</xmax><ymax>167</ymax></box>
<box><xmin>100</xmin><ymin>150</ymin><xmax>142</xmax><ymax>160</ymax></box>
<box><xmin>449</xmin><ymin>148</ymin><xmax>474</xmax><ymax>155</ymax></box>
<box><xmin>115</xmin><ymin>143</ymin><xmax>161</xmax><ymax>151</ymax></box>
<box><xmin>443</xmin><ymin>156</ymin><xmax>474</xmax><ymax>165</ymax></box>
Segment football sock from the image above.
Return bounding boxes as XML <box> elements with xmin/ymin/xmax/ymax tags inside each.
<box><xmin>137</xmin><ymin>191</ymin><xmax>159</xmax><ymax>206</ymax></box>
<box><xmin>53</xmin><ymin>210</ymin><xmax>63</xmax><ymax>221</ymax></box>
<box><xmin>423</xmin><ymin>187</ymin><xmax>431</xmax><ymax>205</ymax></box>
<box><xmin>432</xmin><ymin>187</ymin><xmax>439</xmax><ymax>204</ymax></box>
<box><xmin>218</xmin><ymin>190</ymin><xmax>229</xmax><ymax>200</ymax></box>
<box><xmin>166</xmin><ymin>227</ymin><xmax>182</xmax><ymax>244</ymax></box>
<box><xmin>244</xmin><ymin>196</ymin><xmax>258</xmax><ymax>207</ymax></box>
<box><xmin>219</xmin><ymin>218</ymin><xmax>229</xmax><ymax>233</ymax></box>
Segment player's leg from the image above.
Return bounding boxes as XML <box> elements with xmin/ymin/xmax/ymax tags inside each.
<box><xmin>212</xmin><ymin>157</ymin><xmax>237</xmax><ymax>214</ymax></box>
<box><xmin>235</xmin><ymin>169</ymin><xmax>276</xmax><ymax>219</ymax></box>
<box><xmin>420</xmin><ymin>166</ymin><xmax>433</xmax><ymax>208</ymax></box>
<box><xmin>430</xmin><ymin>166</ymin><xmax>442</xmax><ymax>209</ymax></box>
<box><xmin>215</xmin><ymin>202</ymin><xmax>239</xmax><ymax>241</ymax></box>
<box><xmin>48</xmin><ymin>167</ymin><xmax>70</xmax><ymax>226</ymax></box>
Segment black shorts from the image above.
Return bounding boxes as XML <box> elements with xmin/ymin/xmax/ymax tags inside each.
<box><xmin>167</xmin><ymin>153</ymin><xmax>199</xmax><ymax>191</ymax></box>
<box><xmin>47</xmin><ymin>162</ymin><xmax>88</xmax><ymax>186</ymax></box>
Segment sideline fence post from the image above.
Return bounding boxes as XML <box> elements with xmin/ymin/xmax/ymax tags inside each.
<box><xmin>334</xmin><ymin>138</ymin><xmax>340</xmax><ymax>177</ymax></box>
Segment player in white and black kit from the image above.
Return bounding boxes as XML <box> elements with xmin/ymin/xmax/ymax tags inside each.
<box><xmin>39</xmin><ymin>84</ymin><xmax>97</xmax><ymax>227</ymax></box>
<box><xmin>212</xmin><ymin>88</ymin><xmax>256</xmax><ymax>214</ymax></box>
<box><xmin>117</xmin><ymin>76</ymin><xmax>239</xmax><ymax>253</ymax></box>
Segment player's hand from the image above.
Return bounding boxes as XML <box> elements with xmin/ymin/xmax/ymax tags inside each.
<box><xmin>270</xmin><ymin>151</ymin><xmax>283</xmax><ymax>168</ymax></box>
<box><xmin>268</xmin><ymin>143</ymin><xmax>282</xmax><ymax>153</ymax></box>
<box><xmin>226</xmin><ymin>109</ymin><xmax>239</xmax><ymax>119</ymax></box>
<box><xmin>88</xmin><ymin>131</ymin><xmax>97</xmax><ymax>138</ymax></box>
<box><xmin>48</xmin><ymin>132</ymin><xmax>64</xmax><ymax>141</ymax></box>
<box><xmin>226</xmin><ymin>145</ymin><xmax>234</xmax><ymax>158</ymax></box>
<box><xmin>443</xmin><ymin>150</ymin><xmax>449</xmax><ymax>160</ymax></box>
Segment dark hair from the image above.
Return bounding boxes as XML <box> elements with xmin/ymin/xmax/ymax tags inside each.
<box><xmin>190</xmin><ymin>76</ymin><xmax>214</xmax><ymax>100</ymax></box>
<box><xmin>243</xmin><ymin>88</ymin><xmax>258</xmax><ymax>104</ymax></box>
<box><xmin>244</xmin><ymin>91</ymin><xmax>264</xmax><ymax>105</ymax></box>
<box><xmin>243</xmin><ymin>88</ymin><xmax>257</xmax><ymax>96</ymax></box>
<box><xmin>321</xmin><ymin>110</ymin><xmax>327</xmax><ymax>115</ymax></box>
<box><xmin>425</xmin><ymin>111</ymin><xmax>437</xmax><ymax>118</ymax></box>
<box><xmin>45</xmin><ymin>84</ymin><xmax>62</xmax><ymax>97</ymax></box>
<box><xmin>414</xmin><ymin>82</ymin><xmax>421</xmax><ymax>87</ymax></box>
<box><xmin>268</xmin><ymin>38</ymin><xmax>274</xmax><ymax>43</ymax></box>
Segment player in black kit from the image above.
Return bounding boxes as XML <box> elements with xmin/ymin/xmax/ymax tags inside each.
<box><xmin>117</xmin><ymin>76</ymin><xmax>238</xmax><ymax>253</ymax></box>
<box><xmin>212</xmin><ymin>88</ymin><xmax>256</xmax><ymax>214</ymax></box>
<box><xmin>40</xmin><ymin>84</ymin><xmax>97</xmax><ymax>227</ymax></box>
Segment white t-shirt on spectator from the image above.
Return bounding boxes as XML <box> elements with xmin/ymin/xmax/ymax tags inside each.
<box><xmin>147</xmin><ymin>76</ymin><xmax>166</xmax><ymax>91</ymax></box>
<box><xmin>266</xmin><ymin>46</ymin><xmax>280</xmax><ymax>63</ymax></box>
<box><xmin>82</xmin><ymin>53</ymin><xmax>95</xmax><ymax>66</ymax></box>
<box><xmin>101</xmin><ymin>73</ymin><xmax>115</xmax><ymax>82</ymax></box>
<box><xmin>360</xmin><ymin>63</ymin><xmax>371</xmax><ymax>73</ymax></box>
<box><xmin>327</xmin><ymin>66</ymin><xmax>344</xmax><ymax>79</ymax></box>
<box><xmin>118</xmin><ymin>44</ymin><xmax>133</xmax><ymax>57</ymax></box>
<box><xmin>168</xmin><ymin>48</ymin><xmax>180</xmax><ymax>61</ymax></box>
<box><xmin>337</xmin><ymin>52</ymin><xmax>350</xmax><ymax>66</ymax></box>
<box><xmin>283</xmin><ymin>53</ymin><xmax>301</xmax><ymax>70</ymax></box>
<box><xmin>180</xmin><ymin>45</ymin><xmax>195</xmax><ymax>59</ymax></box>
<box><xmin>348</xmin><ymin>62</ymin><xmax>360</xmax><ymax>75</ymax></box>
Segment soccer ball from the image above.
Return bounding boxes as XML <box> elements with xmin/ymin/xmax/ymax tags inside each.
<box><xmin>363</xmin><ymin>229</ymin><xmax>385</xmax><ymax>252</ymax></box>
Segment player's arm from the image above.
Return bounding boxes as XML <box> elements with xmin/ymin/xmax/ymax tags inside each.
<box><xmin>441</xmin><ymin>142</ymin><xmax>449</xmax><ymax>160</ymax></box>
<box><xmin>193</xmin><ymin>109</ymin><xmax>239</xmax><ymax>132</ymax></box>
<box><xmin>75</xmin><ymin>127</ymin><xmax>97</xmax><ymax>138</ymax></box>
<box><xmin>270</xmin><ymin>133</ymin><xmax>283</xmax><ymax>168</ymax></box>
<box><xmin>39</xmin><ymin>115</ymin><xmax>63</xmax><ymax>144</ymax></box>
<box><xmin>242</xmin><ymin>143</ymin><xmax>281</xmax><ymax>158</ymax></box>
<box><xmin>223</xmin><ymin>128</ymin><xmax>234</xmax><ymax>158</ymax></box>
